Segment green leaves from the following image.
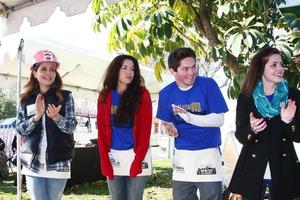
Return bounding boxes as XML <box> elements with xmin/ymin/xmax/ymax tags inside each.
<box><xmin>154</xmin><ymin>13</ymin><xmax>162</xmax><ymax>26</ymax></box>
<box><xmin>243</xmin><ymin>32</ymin><xmax>254</xmax><ymax>48</ymax></box>
<box><xmin>0</xmin><ymin>89</ymin><xmax>16</xmax><ymax>120</ymax></box>
<box><xmin>226</xmin><ymin>33</ymin><xmax>241</xmax><ymax>57</ymax></box>
<box><xmin>224</xmin><ymin>15</ymin><xmax>266</xmax><ymax>57</ymax></box>
<box><xmin>284</xmin><ymin>13</ymin><xmax>300</xmax><ymax>29</ymax></box>
<box><xmin>217</xmin><ymin>2</ymin><xmax>230</xmax><ymax>18</ymax></box>
<box><xmin>154</xmin><ymin>59</ymin><xmax>165</xmax><ymax>82</ymax></box>
<box><xmin>92</xmin><ymin>0</ymin><xmax>300</xmax><ymax>98</ymax></box>
<box><xmin>121</xmin><ymin>18</ymin><xmax>128</xmax><ymax>31</ymax></box>
<box><xmin>173</xmin><ymin>0</ymin><xmax>195</xmax><ymax>22</ymax></box>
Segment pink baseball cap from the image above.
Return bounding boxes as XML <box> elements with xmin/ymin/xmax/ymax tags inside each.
<box><xmin>31</xmin><ymin>50</ymin><xmax>60</xmax><ymax>70</ymax></box>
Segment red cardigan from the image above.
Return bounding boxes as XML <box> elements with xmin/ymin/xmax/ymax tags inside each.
<box><xmin>97</xmin><ymin>87</ymin><xmax>152</xmax><ymax>179</ymax></box>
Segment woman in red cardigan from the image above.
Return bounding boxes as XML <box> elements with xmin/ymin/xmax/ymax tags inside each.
<box><xmin>97</xmin><ymin>54</ymin><xmax>152</xmax><ymax>200</ymax></box>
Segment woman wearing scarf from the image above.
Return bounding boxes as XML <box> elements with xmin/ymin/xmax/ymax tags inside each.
<box><xmin>223</xmin><ymin>47</ymin><xmax>300</xmax><ymax>200</ymax></box>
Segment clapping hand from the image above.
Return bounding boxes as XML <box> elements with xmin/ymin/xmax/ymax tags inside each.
<box><xmin>46</xmin><ymin>104</ymin><xmax>62</xmax><ymax>122</ymax></box>
<box><xmin>33</xmin><ymin>94</ymin><xmax>45</xmax><ymax>122</ymax></box>
<box><xmin>281</xmin><ymin>99</ymin><xmax>296</xmax><ymax>123</ymax></box>
<box><xmin>249</xmin><ymin>112</ymin><xmax>267</xmax><ymax>134</ymax></box>
<box><xmin>172</xmin><ymin>104</ymin><xmax>187</xmax><ymax>114</ymax></box>
<box><xmin>231</xmin><ymin>194</ymin><xmax>243</xmax><ymax>200</ymax></box>
<box><xmin>162</xmin><ymin>122</ymin><xmax>179</xmax><ymax>137</ymax></box>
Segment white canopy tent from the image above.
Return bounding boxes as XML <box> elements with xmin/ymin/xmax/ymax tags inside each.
<box><xmin>1</xmin><ymin>39</ymin><xmax>108</xmax><ymax>93</ymax></box>
<box><xmin>0</xmin><ymin>0</ymin><xmax>91</xmax><ymax>36</ymax></box>
<box><xmin>0</xmin><ymin>1</ymin><xmax>173</xmax><ymax>101</ymax></box>
<box><xmin>0</xmin><ymin>37</ymin><xmax>173</xmax><ymax>110</ymax></box>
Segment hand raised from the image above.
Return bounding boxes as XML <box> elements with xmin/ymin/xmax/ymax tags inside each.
<box><xmin>162</xmin><ymin>122</ymin><xmax>179</xmax><ymax>137</ymax></box>
<box><xmin>46</xmin><ymin>104</ymin><xmax>62</xmax><ymax>122</ymax></box>
<box><xmin>172</xmin><ymin>104</ymin><xmax>187</xmax><ymax>114</ymax></box>
<box><xmin>281</xmin><ymin>99</ymin><xmax>296</xmax><ymax>123</ymax></box>
<box><xmin>33</xmin><ymin>94</ymin><xmax>45</xmax><ymax>121</ymax></box>
<box><xmin>249</xmin><ymin>112</ymin><xmax>267</xmax><ymax>134</ymax></box>
<box><xmin>231</xmin><ymin>194</ymin><xmax>243</xmax><ymax>200</ymax></box>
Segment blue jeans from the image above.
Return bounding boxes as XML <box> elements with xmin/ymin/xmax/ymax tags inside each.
<box><xmin>25</xmin><ymin>175</ymin><xmax>67</xmax><ymax>200</ymax></box>
<box><xmin>107</xmin><ymin>176</ymin><xmax>148</xmax><ymax>200</ymax></box>
<box><xmin>173</xmin><ymin>180</ymin><xmax>222</xmax><ymax>200</ymax></box>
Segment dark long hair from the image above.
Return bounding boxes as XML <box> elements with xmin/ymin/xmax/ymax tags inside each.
<box><xmin>99</xmin><ymin>54</ymin><xmax>145</xmax><ymax>125</ymax></box>
<box><xmin>20</xmin><ymin>63</ymin><xmax>63</xmax><ymax>104</ymax></box>
<box><xmin>241</xmin><ymin>47</ymin><xmax>281</xmax><ymax>97</ymax></box>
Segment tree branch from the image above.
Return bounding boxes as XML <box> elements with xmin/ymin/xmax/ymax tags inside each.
<box><xmin>223</xmin><ymin>53</ymin><xmax>239</xmax><ymax>74</ymax></box>
<box><xmin>181</xmin><ymin>0</ymin><xmax>205</xmax><ymax>33</ymax></box>
<box><xmin>182</xmin><ymin>0</ymin><xmax>239</xmax><ymax>74</ymax></box>
<box><xmin>197</xmin><ymin>0</ymin><xmax>220</xmax><ymax>46</ymax></box>
<box><xmin>172</xmin><ymin>23</ymin><xmax>206</xmax><ymax>53</ymax></box>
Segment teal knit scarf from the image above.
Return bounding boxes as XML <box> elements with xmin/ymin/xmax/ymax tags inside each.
<box><xmin>252</xmin><ymin>80</ymin><xmax>288</xmax><ymax>118</ymax></box>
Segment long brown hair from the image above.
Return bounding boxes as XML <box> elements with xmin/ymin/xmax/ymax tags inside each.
<box><xmin>99</xmin><ymin>54</ymin><xmax>145</xmax><ymax>125</ymax></box>
<box><xmin>20</xmin><ymin>63</ymin><xmax>63</xmax><ymax>104</ymax></box>
<box><xmin>241</xmin><ymin>47</ymin><xmax>281</xmax><ymax>97</ymax></box>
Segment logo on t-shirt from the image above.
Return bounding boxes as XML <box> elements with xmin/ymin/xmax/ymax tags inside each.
<box><xmin>173</xmin><ymin>102</ymin><xmax>203</xmax><ymax>125</ymax></box>
<box><xmin>110</xmin><ymin>105</ymin><xmax>133</xmax><ymax>127</ymax></box>
<box><xmin>142</xmin><ymin>162</ymin><xmax>149</xmax><ymax>169</ymax></box>
<box><xmin>174</xmin><ymin>165</ymin><xmax>185</xmax><ymax>173</ymax></box>
<box><xmin>196</xmin><ymin>166</ymin><xmax>216</xmax><ymax>175</ymax></box>
<box><xmin>109</xmin><ymin>153</ymin><xmax>120</xmax><ymax>167</ymax></box>
<box><xmin>173</xmin><ymin>102</ymin><xmax>201</xmax><ymax>114</ymax></box>
<box><xmin>111</xmin><ymin>105</ymin><xmax>118</xmax><ymax>114</ymax></box>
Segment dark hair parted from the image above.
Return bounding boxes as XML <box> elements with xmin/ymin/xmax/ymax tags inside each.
<box><xmin>20</xmin><ymin>64</ymin><xmax>63</xmax><ymax>104</ymax></box>
<box><xmin>168</xmin><ymin>47</ymin><xmax>196</xmax><ymax>72</ymax></box>
<box><xmin>99</xmin><ymin>54</ymin><xmax>145</xmax><ymax>125</ymax></box>
<box><xmin>241</xmin><ymin>47</ymin><xmax>281</xmax><ymax>97</ymax></box>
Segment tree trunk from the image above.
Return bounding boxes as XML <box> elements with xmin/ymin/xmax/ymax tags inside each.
<box><xmin>194</xmin><ymin>0</ymin><xmax>239</xmax><ymax>74</ymax></box>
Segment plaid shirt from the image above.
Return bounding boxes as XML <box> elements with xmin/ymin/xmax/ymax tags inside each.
<box><xmin>16</xmin><ymin>93</ymin><xmax>77</xmax><ymax>173</ymax></box>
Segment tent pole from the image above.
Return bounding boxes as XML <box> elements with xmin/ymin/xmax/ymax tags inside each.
<box><xmin>16</xmin><ymin>38</ymin><xmax>24</xmax><ymax>200</ymax></box>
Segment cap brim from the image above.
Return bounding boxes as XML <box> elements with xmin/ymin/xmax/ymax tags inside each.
<box><xmin>30</xmin><ymin>61</ymin><xmax>60</xmax><ymax>70</ymax></box>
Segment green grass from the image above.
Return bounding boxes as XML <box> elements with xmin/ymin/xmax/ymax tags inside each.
<box><xmin>0</xmin><ymin>172</ymin><xmax>30</xmax><ymax>200</ymax></box>
<box><xmin>0</xmin><ymin>159</ymin><xmax>172</xmax><ymax>200</ymax></box>
<box><xmin>143</xmin><ymin>159</ymin><xmax>173</xmax><ymax>200</ymax></box>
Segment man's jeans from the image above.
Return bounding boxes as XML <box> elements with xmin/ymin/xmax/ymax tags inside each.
<box><xmin>173</xmin><ymin>180</ymin><xmax>222</xmax><ymax>200</ymax></box>
<box><xmin>26</xmin><ymin>175</ymin><xmax>67</xmax><ymax>200</ymax></box>
<box><xmin>107</xmin><ymin>176</ymin><xmax>148</xmax><ymax>200</ymax></box>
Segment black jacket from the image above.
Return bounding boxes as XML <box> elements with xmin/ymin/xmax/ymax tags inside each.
<box><xmin>21</xmin><ymin>89</ymin><xmax>74</xmax><ymax>166</ymax></box>
<box><xmin>227</xmin><ymin>87</ymin><xmax>300</xmax><ymax>200</ymax></box>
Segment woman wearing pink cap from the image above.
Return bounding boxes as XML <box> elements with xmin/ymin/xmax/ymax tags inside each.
<box><xmin>16</xmin><ymin>50</ymin><xmax>77</xmax><ymax>200</ymax></box>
